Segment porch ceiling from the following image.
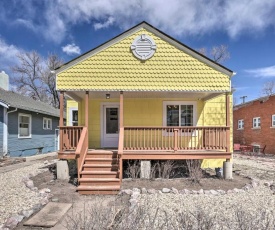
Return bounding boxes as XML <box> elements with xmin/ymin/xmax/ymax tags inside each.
<box><xmin>65</xmin><ymin>90</ymin><xmax>224</xmax><ymax>102</ymax></box>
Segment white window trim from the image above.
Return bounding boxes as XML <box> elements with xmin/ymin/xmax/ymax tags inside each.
<box><xmin>252</xmin><ymin>117</ymin><xmax>261</xmax><ymax>129</ymax></box>
<box><xmin>43</xmin><ymin>117</ymin><xmax>52</xmax><ymax>130</ymax></box>
<box><xmin>69</xmin><ymin>108</ymin><xmax>78</xmax><ymax>126</ymax></box>
<box><xmin>18</xmin><ymin>113</ymin><xmax>32</xmax><ymax>139</ymax></box>
<box><xmin>272</xmin><ymin>114</ymin><xmax>275</xmax><ymax>127</ymax></box>
<box><xmin>237</xmin><ymin>119</ymin><xmax>244</xmax><ymax>130</ymax></box>
<box><xmin>163</xmin><ymin>101</ymin><xmax>197</xmax><ymax>136</ymax></box>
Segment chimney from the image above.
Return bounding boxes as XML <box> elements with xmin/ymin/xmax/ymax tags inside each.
<box><xmin>0</xmin><ymin>71</ymin><xmax>9</xmax><ymax>90</ymax></box>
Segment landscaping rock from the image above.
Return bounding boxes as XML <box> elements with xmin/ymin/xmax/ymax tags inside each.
<box><xmin>4</xmin><ymin>215</ymin><xmax>24</xmax><ymax>229</ymax></box>
<box><xmin>198</xmin><ymin>189</ymin><xmax>204</xmax><ymax>195</ymax></box>
<box><xmin>25</xmin><ymin>180</ymin><xmax>34</xmax><ymax>189</ymax></box>
<box><xmin>51</xmin><ymin>197</ymin><xmax>59</xmax><ymax>202</ymax></box>
<box><xmin>171</xmin><ymin>187</ymin><xmax>179</xmax><ymax>194</ymax></box>
<box><xmin>21</xmin><ymin>209</ymin><xmax>34</xmax><ymax>218</ymax></box>
<box><xmin>147</xmin><ymin>189</ymin><xmax>157</xmax><ymax>194</ymax></box>
<box><xmin>217</xmin><ymin>190</ymin><xmax>226</xmax><ymax>195</ymax></box>
<box><xmin>121</xmin><ymin>189</ymin><xmax>133</xmax><ymax>195</ymax></box>
<box><xmin>132</xmin><ymin>188</ymin><xmax>140</xmax><ymax>193</ymax></box>
<box><xmin>141</xmin><ymin>188</ymin><xmax>147</xmax><ymax>194</ymax></box>
<box><xmin>179</xmin><ymin>189</ymin><xmax>190</xmax><ymax>195</ymax></box>
<box><xmin>210</xmin><ymin>190</ymin><xmax>219</xmax><ymax>195</ymax></box>
<box><xmin>132</xmin><ymin>192</ymin><xmax>140</xmax><ymax>200</ymax></box>
<box><xmin>162</xmin><ymin>188</ymin><xmax>171</xmax><ymax>193</ymax></box>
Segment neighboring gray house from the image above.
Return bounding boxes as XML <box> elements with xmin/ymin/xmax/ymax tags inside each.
<box><xmin>0</xmin><ymin>71</ymin><xmax>61</xmax><ymax>157</ymax></box>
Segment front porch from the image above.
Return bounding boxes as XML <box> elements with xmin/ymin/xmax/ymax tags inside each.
<box><xmin>57</xmin><ymin>91</ymin><xmax>232</xmax><ymax>194</ymax></box>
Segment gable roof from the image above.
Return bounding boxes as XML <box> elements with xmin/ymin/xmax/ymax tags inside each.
<box><xmin>56</xmin><ymin>21</ymin><xmax>233</xmax><ymax>76</ymax></box>
<box><xmin>0</xmin><ymin>88</ymin><xmax>60</xmax><ymax>117</ymax></box>
<box><xmin>56</xmin><ymin>21</ymin><xmax>235</xmax><ymax>92</ymax></box>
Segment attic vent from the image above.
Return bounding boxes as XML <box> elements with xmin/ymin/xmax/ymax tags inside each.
<box><xmin>131</xmin><ymin>34</ymin><xmax>156</xmax><ymax>60</ymax></box>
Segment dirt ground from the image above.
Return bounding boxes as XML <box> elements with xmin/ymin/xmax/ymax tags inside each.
<box><xmin>15</xmin><ymin>153</ymin><xmax>275</xmax><ymax>229</ymax></box>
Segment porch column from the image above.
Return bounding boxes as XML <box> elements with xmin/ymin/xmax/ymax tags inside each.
<box><xmin>224</xmin><ymin>93</ymin><xmax>232</xmax><ymax>179</ymax></box>
<box><xmin>85</xmin><ymin>91</ymin><xmax>89</xmax><ymax>127</ymax></box>
<box><xmin>226</xmin><ymin>93</ymin><xmax>230</xmax><ymax>155</ymax></box>
<box><xmin>119</xmin><ymin>91</ymin><xmax>124</xmax><ymax>128</ymax></box>
<box><xmin>59</xmin><ymin>91</ymin><xmax>64</xmax><ymax>152</ymax></box>
<box><xmin>119</xmin><ymin>91</ymin><xmax>124</xmax><ymax>182</ymax></box>
<box><xmin>59</xmin><ymin>91</ymin><xmax>64</xmax><ymax>127</ymax></box>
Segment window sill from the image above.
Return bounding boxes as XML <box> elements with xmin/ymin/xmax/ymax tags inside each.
<box><xmin>237</xmin><ymin>128</ymin><xmax>244</xmax><ymax>130</ymax></box>
<box><xmin>270</xmin><ymin>126</ymin><xmax>275</xmax><ymax>129</ymax></box>
<box><xmin>18</xmin><ymin>136</ymin><xmax>32</xmax><ymax>139</ymax></box>
<box><xmin>251</xmin><ymin>127</ymin><xmax>261</xmax><ymax>130</ymax></box>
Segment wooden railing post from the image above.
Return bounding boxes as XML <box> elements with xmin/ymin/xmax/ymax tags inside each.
<box><xmin>59</xmin><ymin>91</ymin><xmax>64</xmax><ymax>151</ymax></box>
<box><xmin>226</xmin><ymin>93</ymin><xmax>231</xmax><ymax>153</ymax></box>
<box><xmin>174</xmin><ymin>128</ymin><xmax>178</xmax><ymax>151</ymax></box>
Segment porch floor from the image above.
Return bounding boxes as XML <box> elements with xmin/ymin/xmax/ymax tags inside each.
<box><xmin>58</xmin><ymin>149</ymin><xmax>231</xmax><ymax>160</ymax></box>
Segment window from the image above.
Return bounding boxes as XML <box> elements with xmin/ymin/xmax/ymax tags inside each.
<box><xmin>72</xmin><ymin>110</ymin><xmax>78</xmax><ymax>126</ymax></box>
<box><xmin>253</xmin><ymin>117</ymin><xmax>261</xmax><ymax>128</ymax></box>
<box><xmin>43</xmin><ymin>118</ymin><xmax>52</xmax><ymax>130</ymax></box>
<box><xmin>18</xmin><ymin>114</ymin><xmax>31</xmax><ymax>138</ymax></box>
<box><xmin>163</xmin><ymin>101</ymin><xmax>196</xmax><ymax>127</ymax></box>
<box><xmin>272</xmin><ymin>115</ymin><xmax>275</xmax><ymax>127</ymax></box>
<box><xmin>238</xmin><ymin>119</ymin><xmax>244</xmax><ymax>129</ymax></box>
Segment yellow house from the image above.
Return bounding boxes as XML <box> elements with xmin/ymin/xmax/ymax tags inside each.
<box><xmin>55</xmin><ymin>22</ymin><xmax>234</xmax><ymax>194</ymax></box>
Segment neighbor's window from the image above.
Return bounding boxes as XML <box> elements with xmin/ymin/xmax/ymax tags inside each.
<box><xmin>43</xmin><ymin>118</ymin><xmax>52</xmax><ymax>130</ymax></box>
<box><xmin>18</xmin><ymin>113</ymin><xmax>31</xmax><ymax>138</ymax></box>
<box><xmin>238</xmin><ymin>119</ymin><xmax>244</xmax><ymax>129</ymax></box>
<box><xmin>164</xmin><ymin>102</ymin><xmax>196</xmax><ymax>127</ymax></box>
<box><xmin>253</xmin><ymin>117</ymin><xmax>261</xmax><ymax>128</ymax></box>
<box><xmin>272</xmin><ymin>115</ymin><xmax>275</xmax><ymax>127</ymax></box>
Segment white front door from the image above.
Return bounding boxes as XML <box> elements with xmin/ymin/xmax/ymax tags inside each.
<box><xmin>102</xmin><ymin>104</ymin><xmax>119</xmax><ymax>148</ymax></box>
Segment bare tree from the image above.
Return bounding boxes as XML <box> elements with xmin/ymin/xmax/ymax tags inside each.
<box><xmin>197</xmin><ymin>45</ymin><xmax>230</xmax><ymax>64</ymax></box>
<box><xmin>261</xmin><ymin>81</ymin><xmax>275</xmax><ymax>96</ymax></box>
<box><xmin>11</xmin><ymin>51</ymin><xmax>63</xmax><ymax>108</ymax></box>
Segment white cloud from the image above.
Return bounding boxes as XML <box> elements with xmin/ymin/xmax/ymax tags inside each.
<box><xmin>94</xmin><ymin>17</ymin><xmax>115</xmax><ymax>30</ymax></box>
<box><xmin>0</xmin><ymin>38</ymin><xmax>22</xmax><ymax>73</ymax></box>
<box><xmin>245</xmin><ymin>66</ymin><xmax>275</xmax><ymax>78</ymax></box>
<box><xmin>62</xmin><ymin>43</ymin><xmax>81</xmax><ymax>56</ymax></box>
<box><xmin>1</xmin><ymin>0</ymin><xmax>275</xmax><ymax>43</ymax></box>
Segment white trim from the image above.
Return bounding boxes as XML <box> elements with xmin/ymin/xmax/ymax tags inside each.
<box><xmin>3</xmin><ymin>107</ymin><xmax>8</xmax><ymax>155</ymax></box>
<box><xmin>43</xmin><ymin>117</ymin><xmax>52</xmax><ymax>130</ymax></box>
<box><xmin>69</xmin><ymin>108</ymin><xmax>78</xmax><ymax>126</ymax></box>
<box><xmin>163</xmin><ymin>101</ymin><xmax>197</xmax><ymax>127</ymax></box>
<box><xmin>18</xmin><ymin>113</ymin><xmax>32</xmax><ymax>138</ymax></box>
<box><xmin>252</xmin><ymin>117</ymin><xmax>261</xmax><ymax>128</ymax></box>
<box><xmin>272</xmin><ymin>114</ymin><xmax>275</xmax><ymax>127</ymax></box>
<box><xmin>0</xmin><ymin>101</ymin><xmax>9</xmax><ymax>108</ymax></box>
<box><xmin>55</xmin><ymin>22</ymin><xmax>233</xmax><ymax>78</ymax></box>
<box><xmin>237</xmin><ymin>119</ymin><xmax>244</xmax><ymax>130</ymax></box>
<box><xmin>100</xmin><ymin>102</ymin><xmax>119</xmax><ymax>148</ymax></box>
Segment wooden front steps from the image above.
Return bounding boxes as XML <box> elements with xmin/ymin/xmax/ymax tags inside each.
<box><xmin>77</xmin><ymin>150</ymin><xmax>121</xmax><ymax>195</ymax></box>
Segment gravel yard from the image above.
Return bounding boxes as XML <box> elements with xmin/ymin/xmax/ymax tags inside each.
<box><xmin>1</xmin><ymin>153</ymin><xmax>275</xmax><ymax>229</ymax></box>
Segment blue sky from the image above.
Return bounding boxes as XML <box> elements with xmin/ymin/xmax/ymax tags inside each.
<box><xmin>1</xmin><ymin>0</ymin><xmax>275</xmax><ymax>104</ymax></box>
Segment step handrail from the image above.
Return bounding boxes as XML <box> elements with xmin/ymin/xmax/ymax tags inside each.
<box><xmin>75</xmin><ymin>127</ymin><xmax>88</xmax><ymax>179</ymax></box>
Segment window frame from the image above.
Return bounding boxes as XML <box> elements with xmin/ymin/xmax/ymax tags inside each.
<box><xmin>272</xmin><ymin>115</ymin><xmax>275</xmax><ymax>127</ymax></box>
<box><xmin>69</xmin><ymin>108</ymin><xmax>78</xmax><ymax>126</ymax></box>
<box><xmin>18</xmin><ymin>113</ymin><xmax>32</xmax><ymax>138</ymax></box>
<box><xmin>252</xmin><ymin>117</ymin><xmax>261</xmax><ymax>128</ymax></box>
<box><xmin>237</xmin><ymin>119</ymin><xmax>244</xmax><ymax>130</ymax></box>
<box><xmin>163</xmin><ymin>101</ymin><xmax>197</xmax><ymax>132</ymax></box>
<box><xmin>43</xmin><ymin>117</ymin><xmax>52</xmax><ymax>130</ymax></box>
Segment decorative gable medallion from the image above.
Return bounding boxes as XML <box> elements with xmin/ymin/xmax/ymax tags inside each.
<box><xmin>131</xmin><ymin>34</ymin><xmax>156</xmax><ymax>60</ymax></box>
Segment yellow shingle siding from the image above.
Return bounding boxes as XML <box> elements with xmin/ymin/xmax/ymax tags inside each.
<box><xmin>57</xmin><ymin>28</ymin><xmax>230</xmax><ymax>92</ymax></box>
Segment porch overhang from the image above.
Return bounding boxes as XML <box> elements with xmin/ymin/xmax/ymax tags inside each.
<box><xmin>65</xmin><ymin>90</ymin><xmax>230</xmax><ymax>101</ymax></box>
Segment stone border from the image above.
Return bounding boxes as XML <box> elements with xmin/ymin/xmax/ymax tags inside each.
<box><xmin>1</xmin><ymin>161</ymin><xmax>58</xmax><ymax>230</ymax></box>
<box><xmin>120</xmin><ymin>179</ymin><xmax>274</xmax><ymax>210</ymax></box>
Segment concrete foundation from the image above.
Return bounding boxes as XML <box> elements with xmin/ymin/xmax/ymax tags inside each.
<box><xmin>140</xmin><ymin>160</ymin><xmax>151</xmax><ymax>179</ymax></box>
<box><xmin>223</xmin><ymin>161</ymin><xmax>232</xmax><ymax>179</ymax></box>
<box><xmin>56</xmin><ymin>160</ymin><xmax>70</xmax><ymax>181</ymax></box>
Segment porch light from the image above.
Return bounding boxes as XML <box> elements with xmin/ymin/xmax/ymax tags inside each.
<box><xmin>106</xmin><ymin>93</ymin><xmax>110</xmax><ymax>99</ymax></box>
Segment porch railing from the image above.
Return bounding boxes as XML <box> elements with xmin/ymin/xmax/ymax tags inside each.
<box><xmin>75</xmin><ymin>127</ymin><xmax>88</xmax><ymax>180</ymax></box>
<box><xmin>123</xmin><ymin>126</ymin><xmax>230</xmax><ymax>151</ymax></box>
<box><xmin>59</xmin><ymin>126</ymin><xmax>84</xmax><ymax>151</ymax></box>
